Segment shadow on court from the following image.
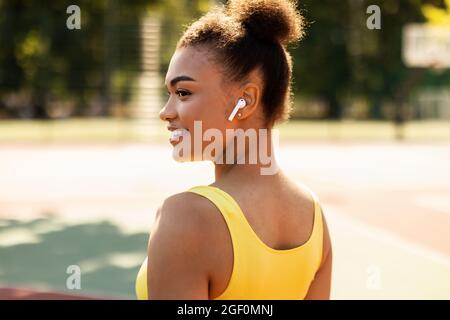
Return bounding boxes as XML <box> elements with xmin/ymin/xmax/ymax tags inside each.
<box><xmin>0</xmin><ymin>216</ymin><xmax>148</xmax><ymax>299</ymax></box>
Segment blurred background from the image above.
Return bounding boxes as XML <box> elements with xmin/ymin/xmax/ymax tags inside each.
<box><xmin>0</xmin><ymin>0</ymin><xmax>449</xmax><ymax>299</ymax></box>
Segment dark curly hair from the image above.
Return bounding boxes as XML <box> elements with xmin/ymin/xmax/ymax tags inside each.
<box><xmin>177</xmin><ymin>0</ymin><xmax>305</xmax><ymax>127</ymax></box>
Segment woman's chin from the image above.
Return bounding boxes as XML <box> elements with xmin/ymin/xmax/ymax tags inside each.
<box><xmin>172</xmin><ymin>152</ymin><xmax>188</xmax><ymax>163</ymax></box>
<box><xmin>171</xmin><ymin>148</ymin><xmax>193</xmax><ymax>162</ymax></box>
<box><xmin>171</xmin><ymin>149</ymin><xmax>215</xmax><ymax>163</ymax></box>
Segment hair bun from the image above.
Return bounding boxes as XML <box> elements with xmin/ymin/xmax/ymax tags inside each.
<box><xmin>226</xmin><ymin>0</ymin><xmax>304</xmax><ymax>45</ymax></box>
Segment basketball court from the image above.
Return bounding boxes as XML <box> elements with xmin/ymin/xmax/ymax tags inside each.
<box><xmin>0</xmin><ymin>142</ymin><xmax>449</xmax><ymax>299</ymax></box>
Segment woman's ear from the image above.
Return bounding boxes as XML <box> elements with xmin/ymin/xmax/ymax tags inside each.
<box><xmin>238</xmin><ymin>82</ymin><xmax>260</xmax><ymax>119</ymax></box>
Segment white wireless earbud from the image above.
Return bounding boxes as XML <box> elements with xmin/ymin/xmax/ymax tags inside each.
<box><xmin>228</xmin><ymin>98</ymin><xmax>246</xmax><ymax>122</ymax></box>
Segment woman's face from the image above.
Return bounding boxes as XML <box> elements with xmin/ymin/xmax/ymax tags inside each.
<box><xmin>160</xmin><ymin>46</ymin><xmax>248</xmax><ymax>161</ymax></box>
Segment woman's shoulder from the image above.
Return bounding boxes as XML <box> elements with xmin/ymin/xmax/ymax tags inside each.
<box><xmin>278</xmin><ymin>174</ymin><xmax>319</xmax><ymax>207</ymax></box>
<box><xmin>146</xmin><ymin>191</ymin><xmax>221</xmax><ymax>295</ymax></box>
<box><xmin>153</xmin><ymin>191</ymin><xmax>223</xmax><ymax>245</ymax></box>
<box><xmin>290</xmin><ymin>182</ymin><xmax>332</xmax><ymax>267</ymax></box>
<box><xmin>159</xmin><ymin>190</ymin><xmax>218</xmax><ymax>218</ymax></box>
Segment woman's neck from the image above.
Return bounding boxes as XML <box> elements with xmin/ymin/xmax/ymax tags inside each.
<box><xmin>213</xmin><ymin>127</ymin><xmax>279</xmax><ymax>182</ymax></box>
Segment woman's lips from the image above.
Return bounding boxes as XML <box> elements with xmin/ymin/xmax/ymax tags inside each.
<box><xmin>169</xmin><ymin>128</ymin><xmax>189</xmax><ymax>144</ymax></box>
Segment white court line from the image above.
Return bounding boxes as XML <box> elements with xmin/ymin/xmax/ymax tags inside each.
<box><xmin>325</xmin><ymin>207</ymin><xmax>450</xmax><ymax>268</ymax></box>
<box><xmin>414</xmin><ymin>194</ymin><xmax>450</xmax><ymax>216</ymax></box>
<box><xmin>296</xmin><ymin>182</ymin><xmax>450</xmax><ymax>267</ymax></box>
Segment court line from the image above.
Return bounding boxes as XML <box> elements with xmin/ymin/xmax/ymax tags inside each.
<box><xmin>325</xmin><ymin>208</ymin><xmax>450</xmax><ymax>268</ymax></box>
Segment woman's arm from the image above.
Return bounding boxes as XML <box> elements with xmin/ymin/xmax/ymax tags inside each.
<box><xmin>146</xmin><ymin>193</ymin><xmax>211</xmax><ymax>299</ymax></box>
<box><xmin>304</xmin><ymin>212</ymin><xmax>333</xmax><ymax>300</ymax></box>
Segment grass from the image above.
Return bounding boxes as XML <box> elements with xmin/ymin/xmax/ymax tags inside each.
<box><xmin>0</xmin><ymin>118</ymin><xmax>450</xmax><ymax>144</ymax></box>
<box><xmin>276</xmin><ymin>120</ymin><xmax>450</xmax><ymax>142</ymax></box>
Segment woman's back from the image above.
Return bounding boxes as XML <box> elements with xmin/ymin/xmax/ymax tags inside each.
<box><xmin>206</xmin><ymin>174</ymin><xmax>325</xmax><ymax>299</ymax></box>
<box><xmin>136</xmin><ymin>173</ymin><xmax>331</xmax><ymax>299</ymax></box>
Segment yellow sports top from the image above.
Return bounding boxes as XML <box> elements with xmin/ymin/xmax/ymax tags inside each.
<box><xmin>136</xmin><ymin>185</ymin><xmax>323</xmax><ymax>299</ymax></box>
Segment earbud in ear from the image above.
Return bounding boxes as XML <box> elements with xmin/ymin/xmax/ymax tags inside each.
<box><xmin>228</xmin><ymin>98</ymin><xmax>246</xmax><ymax>122</ymax></box>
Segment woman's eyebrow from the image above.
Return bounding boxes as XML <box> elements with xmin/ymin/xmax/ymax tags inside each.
<box><xmin>166</xmin><ymin>75</ymin><xmax>196</xmax><ymax>87</ymax></box>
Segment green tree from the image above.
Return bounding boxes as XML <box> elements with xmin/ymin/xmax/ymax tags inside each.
<box><xmin>292</xmin><ymin>0</ymin><xmax>429</xmax><ymax>119</ymax></box>
<box><xmin>0</xmin><ymin>0</ymin><xmax>159</xmax><ymax>118</ymax></box>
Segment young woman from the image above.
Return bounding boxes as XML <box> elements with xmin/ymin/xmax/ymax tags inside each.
<box><xmin>136</xmin><ymin>0</ymin><xmax>332</xmax><ymax>300</ymax></box>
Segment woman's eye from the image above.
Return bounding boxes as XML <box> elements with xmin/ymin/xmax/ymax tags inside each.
<box><xmin>176</xmin><ymin>90</ymin><xmax>190</xmax><ymax>98</ymax></box>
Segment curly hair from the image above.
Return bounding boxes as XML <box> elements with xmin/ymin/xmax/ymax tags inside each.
<box><xmin>177</xmin><ymin>0</ymin><xmax>305</xmax><ymax>127</ymax></box>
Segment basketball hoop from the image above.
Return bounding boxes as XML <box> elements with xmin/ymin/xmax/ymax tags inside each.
<box><xmin>403</xmin><ymin>24</ymin><xmax>450</xmax><ymax>70</ymax></box>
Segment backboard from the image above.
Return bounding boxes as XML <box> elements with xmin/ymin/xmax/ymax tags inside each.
<box><xmin>403</xmin><ymin>24</ymin><xmax>450</xmax><ymax>68</ymax></box>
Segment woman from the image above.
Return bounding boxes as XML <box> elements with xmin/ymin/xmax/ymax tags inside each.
<box><xmin>136</xmin><ymin>0</ymin><xmax>332</xmax><ymax>300</ymax></box>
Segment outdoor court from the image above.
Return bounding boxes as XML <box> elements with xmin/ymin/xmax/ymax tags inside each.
<box><xmin>0</xmin><ymin>141</ymin><xmax>449</xmax><ymax>299</ymax></box>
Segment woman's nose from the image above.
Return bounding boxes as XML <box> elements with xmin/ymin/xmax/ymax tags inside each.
<box><xmin>159</xmin><ymin>102</ymin><xmax>177</xmax><ymax>122</ymax></box>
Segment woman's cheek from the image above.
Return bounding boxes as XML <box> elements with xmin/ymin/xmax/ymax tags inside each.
<box><xmin>178</xmin><ymin>96</ymin><xmax>226</xmax><ymax>133</ymax></box>
<box><xmin>176</xmin><ymin>102</ymin><xmax>196</xmax><ymax>128</ymax></box>
<box><xmin>178</xmin><ymin>97</ymin><xmax>202</xmax><ymax>125</ymax></box>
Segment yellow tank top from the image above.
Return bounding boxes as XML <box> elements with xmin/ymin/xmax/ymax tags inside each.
<box><xmin>135</xmin><ymin>185</ymin><xmax>323</xmax><ymax>300</ymax></box>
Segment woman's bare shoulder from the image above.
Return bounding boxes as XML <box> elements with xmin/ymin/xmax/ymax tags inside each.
<box><xmin>151</xmin><ymin>191</ymin><xmax>223</xmax><ymax>247</ymax></box>
<box><xmin>278</xmin><ymin>175</ymin><xmax>317</xmax><ymax>208</ymax></box>
<box><xmin>146</xmin><ymin>192</ymin><xmax>219</xmax><ymax>298</ymax></box>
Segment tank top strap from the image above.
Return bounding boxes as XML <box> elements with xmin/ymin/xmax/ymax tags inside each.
<box><xmin>187</xmin><ymin>185</ymin><xmax>255</xmax><ymax>256</ymax></box>
<box><xmin>187</xmin><ymin>185</ymin><xmax>246</xmax><ymax>227</ymax></box>
<box><xmin>299</xmin><ymin>183</ymin><xmax>324</xmax><ymax>269</ymax></box>
<box><xmin>188</xmin><ymin>184</ymin><xmax>323</xmax><ymax>255</ymax></box>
